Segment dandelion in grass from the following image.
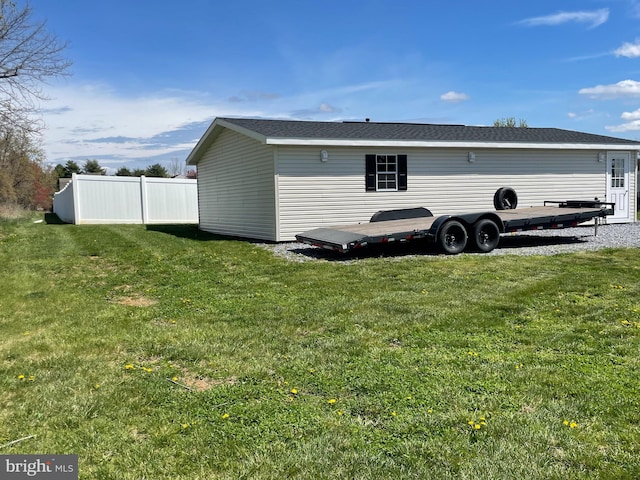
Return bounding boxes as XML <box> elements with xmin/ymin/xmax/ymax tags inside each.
<box><xmin>427</xmin><ymin>409</ymin><xmax>433</xmax><ymax>414</ymax></box>
<box><xmin>337</xmin><ymin>410</ymin><xmax>344</xmax><ymax>416</ymax></box>
<box><xmin>570</xmin><ymin>422</ymin><xmax>578</xmax><ymax>428</ymax></box>
<box><xmin>221</xmin><ymin>413</ymin><xmax>230</xmax><ymax>419</ymax></box>
<box><xmin>28</xmin><ymin>376</ymin><xmax>35</xmax><ymax>382</ymax></box>
<box><xmin>290</xmin><ymin>388</ymin><xmax>298</xmax><ymax>395</ymax></box>
<box><xmin>181</xmin><ymin>423</ymin><xmax>190</xmax><ymax>429</ymax></box>
<box><xmin>172</xmin><ymin>376</ymin><xmax>178</xmax><ymax>382</ymax></box>
<box><xmin>125</xmin><ymin>364</ymin><xmax>135</xmax><ymax>370</ymax></box>
<box><xmin>328</xmin><ymin>398</ymin><xmax>336</xmax><ymax>404</ymax></box>
<box><xmin>391</xmin><ymin>411</ymin><xmax>397</xmax><ymax>417</ymax></box>
<box><xmin>17</xmin><ymin>374</ymin><xmax>25</xmax><ymax>380</ymax></box>
<box><xmin>468</xmin><ymin>417</ymin><xmax>487</xmax><ymax>430</ymax></box>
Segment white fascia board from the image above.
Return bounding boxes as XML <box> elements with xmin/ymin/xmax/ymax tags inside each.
<box><xmin>265</xmin><ymin>138</ymin><xmax>639</xmax><ymax>150</ymax></box>
<box><xmin>216</xmin><ymin>118</ymin><xmax>268</xmax><ymax>143</ymax></box>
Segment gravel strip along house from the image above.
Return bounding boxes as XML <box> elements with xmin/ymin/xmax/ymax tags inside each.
<box><xmin>186</xmin><ymin>117</ymin><xmax>640</xmax><ymax>242</ymax></box>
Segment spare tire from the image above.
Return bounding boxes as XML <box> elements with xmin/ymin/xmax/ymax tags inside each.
<box><xmin>493</xmin><ymin>187</ymin><xmax>518</xmax><ymax>210</ymax></box>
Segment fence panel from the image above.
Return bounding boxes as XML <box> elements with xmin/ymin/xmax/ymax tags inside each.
<box><xmin>53</xmin><ymin>174</ymin><xmax>199</xmax><ymax>224</ymax></box>
<box><xmin>143</xmin><ymin>177</ymin><xmax>199</xmax><ymax>224</ymax></box>
<box><xmin>52</xmin><ymin>177</ymin><xmax>76</xmax><ymax>223</ymax></box>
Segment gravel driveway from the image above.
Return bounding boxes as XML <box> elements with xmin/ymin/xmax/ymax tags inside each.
<box><xmin>259</xmin><ymin>223</ymin><xmax>640</xmax><ymax>262</ymax></box>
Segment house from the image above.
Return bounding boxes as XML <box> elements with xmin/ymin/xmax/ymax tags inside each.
<box><xmin>186</xmin><ymin>117</ymin><xmax>640</xmax><ymax>242</ymax></box>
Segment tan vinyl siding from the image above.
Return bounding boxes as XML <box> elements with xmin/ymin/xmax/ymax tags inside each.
<box><xmin>197</xmin><ymin>129</ymin><xmax>276</xmax><ymax>240</ymax></box>
<box><xmin>276</xmin><ymin>147</ymin><xmax>617</xmax><ymax>240</ymax></box>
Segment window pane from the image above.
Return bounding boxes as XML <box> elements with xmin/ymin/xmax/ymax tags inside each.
<box><xmin>611</xmin><ymin>158</ymin><xmax>625</xmax><ymax>188</ymax></box>
<box><xmin>374</xmin><ymin>154</ymin><xmax>399</xmax><ymax>190</ymax></box>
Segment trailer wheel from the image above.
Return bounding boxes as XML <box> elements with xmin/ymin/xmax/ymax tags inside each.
<box><xmin>470</xmin><ymin>219</ymin><xmax>500</xmax><ymax>253</ymax></box>
<box><xmin>494</xmin><ymin>187</ymin><xmax>518</xmax><ymax>210</ymax></box>
<box><xmin>438</xmin><ymin>220</ymin><xmax>468</xmax><ymax>254</ymax></box>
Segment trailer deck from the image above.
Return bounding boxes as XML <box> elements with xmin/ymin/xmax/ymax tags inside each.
<box><xmin>295</xmin><ymin>200</ymin><xmax>614</xmax><ymax>255</ymax></box>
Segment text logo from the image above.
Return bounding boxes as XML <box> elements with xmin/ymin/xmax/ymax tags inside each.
<box><xmin>0</xmin><ymin>455</ymin><xmax>77</xmax><ymax>479</ymax></box>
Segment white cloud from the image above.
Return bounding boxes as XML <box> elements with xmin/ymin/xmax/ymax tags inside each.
<box><xmin>440</xmin><ymin>91</ymin><xmax>469</xmax><ymax>103</ymax></box>
<box><xmin>605</xmin><ymin>120</ymin><xmax>640</xmax><ymax>132</ymax></box>
<box><xmin>39</xmin><ymin>82</ymin><xmax>260</xmax><ymax>163</ymax></box>
<box><xmin>518</xmin><ymin>9</ymin><xmax>609</xmax><ymax>29</ymax></box>
<box><xmin>614</xmin><ymin>40</ymin><xmax>640</xmax><ymax>58</ymax></box>
<box><xmin>578</xmin><ymin>79</ymin><xmax>640</xmax><ymax>99</ymax></box>
<box><xmin>567</xmin><ymin>109</ymin><xmax>596</xmax><ymax>120</ymax></box>
<box><xmin>604</xmin><ymin>108</ymin><xmax>640</xmax><ymax>132</ymax></box>
<box><xmin>319</xmin><ymin>102</ymin><xmax>339</xmax><ymax>113</ymax></box>
<box><xmin>621</xmin><ymin>108</ymin><xmax>640</xmax><ymax>120</ymax></box>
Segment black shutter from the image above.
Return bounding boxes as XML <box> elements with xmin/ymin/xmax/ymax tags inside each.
<box><xmin>398</xmin><ymin>154</ymin><xmax>407</xmax><ymax>191</ymax></box>
<box><xmin>365</xmin><ymin>154</ymin><xmax>376</xmax><ymax>191</ymax></box>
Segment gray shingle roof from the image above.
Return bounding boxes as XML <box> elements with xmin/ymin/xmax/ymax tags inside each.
<box><xmin>220</xmin><ymin>117</ymin><xmax>640</xmax><ymax>145</ymax></box>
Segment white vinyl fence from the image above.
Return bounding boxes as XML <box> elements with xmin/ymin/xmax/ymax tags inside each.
<box><xmin>53</xmin><ymin>174</ymin><xmax>199</xmax><ymax>224</ymax></box>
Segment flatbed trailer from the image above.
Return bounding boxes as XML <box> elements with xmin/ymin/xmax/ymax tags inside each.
<box><xmin>295</xmin><ymin>198</ymin><xmax>615</xmax><ymax>255</ymax></box>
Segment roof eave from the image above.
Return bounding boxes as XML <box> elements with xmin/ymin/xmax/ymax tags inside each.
<box><xmin>264</xmin><ymin>138</ymin><xmax>640</xmax><ymax>150</ymax></box>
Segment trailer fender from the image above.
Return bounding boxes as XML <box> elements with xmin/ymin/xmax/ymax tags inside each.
<box><xmin>370</xmin><ymin>206</ymin><xmax>433</xmax><ymax>223</ymax></box>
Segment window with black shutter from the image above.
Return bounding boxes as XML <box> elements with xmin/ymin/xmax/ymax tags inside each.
<box><xmin>365</xmin><ymin>154</ymin><xmax>407</xmax><ymax>191</ymax></box>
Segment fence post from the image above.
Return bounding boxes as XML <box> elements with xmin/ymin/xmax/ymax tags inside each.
<box><xmin>72</xmin><ymin>173</ymin><xmax>81</xmax><ymax>224</ymax></box>
<box><xmin>140</xmin><ymin>175</ymin><xmax>148</xmax><ymax>224</ymax></box>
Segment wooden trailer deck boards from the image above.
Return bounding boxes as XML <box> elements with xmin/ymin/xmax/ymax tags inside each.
<box><xmin>295</xmin><ymin>203</ymin><xmax>613</xmax><ymax>254</ymax></box>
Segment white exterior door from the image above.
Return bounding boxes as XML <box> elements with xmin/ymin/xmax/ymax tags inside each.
<box><xmin>606</xmin><ymin>152</ymin><xmax>631</xmax><ymax>223</ymax></box>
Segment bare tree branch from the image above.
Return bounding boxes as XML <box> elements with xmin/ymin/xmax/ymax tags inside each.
<box><xmin>0</xmin><ymin>0</ymin><xmax>71</xmax><ymax>135</ymax></box>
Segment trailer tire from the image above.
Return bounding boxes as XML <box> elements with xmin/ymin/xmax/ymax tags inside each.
<box><xmin>494</xmin><ymin>187</ymin><xmax>518</xmax><ymax>210</ymax></box>
<box><xmin>470</xmin><ymin>219</ymin><xmax>500</xmax><ymax>253</ymax></box>
<box><xmin>438</xmin><ymin>220</ymin><xmax>468</xmax><ymax>254</ymax></box>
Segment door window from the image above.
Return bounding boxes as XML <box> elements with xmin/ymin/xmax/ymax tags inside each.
<box><xmin>611</xmin><ymin>157</ymin><xmax>625</xmax><ymax>188</ymax></box>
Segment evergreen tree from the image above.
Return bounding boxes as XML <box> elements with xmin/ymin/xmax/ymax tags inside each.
<box><xmin>61</xmin><ymin>160</ymin><xmax>81</xmax><ymax>178</ymax></box>
<box><xmin>82</xmin><ymin>159</ymin><xmax>106</xmax><ymax>175</ymax></box>
<box><xmin>145</xmin><ymin>163</ymin><xmax>169</xmax><ymax>178</ymax></box>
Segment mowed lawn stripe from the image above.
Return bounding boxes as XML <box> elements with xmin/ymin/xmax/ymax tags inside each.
<box><xmin>0</xmin><ymin>217</ymin><xmax>639</xmax><ymax>479</ymax></box>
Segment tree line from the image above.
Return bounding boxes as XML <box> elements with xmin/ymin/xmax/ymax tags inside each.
<box><xmin>53</xmin><ymin>159</ymin><xmax>194</xmax><ymax>179</ymax></box>
<box><xmin>0</xmin><ymin>1</ymin><xmax>69</xmax><ymax>211</ymax></box>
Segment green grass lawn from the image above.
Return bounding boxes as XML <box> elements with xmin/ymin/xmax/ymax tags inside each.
<box><xmin>1</xmin><ymin>215</ymin><xmax>639</xmax><ymax>479</ymax></box>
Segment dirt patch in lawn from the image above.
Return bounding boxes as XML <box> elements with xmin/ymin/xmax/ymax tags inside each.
<box><xmin>115</xmin><ymin>295</ymin><xmax>157</xmax><ymax>307</ymax></box>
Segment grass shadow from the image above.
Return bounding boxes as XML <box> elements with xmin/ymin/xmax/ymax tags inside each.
<box><xmin>286</xmin><ymin>233</ymin><xmax>587</xmax><ymax>261</ymax></box>
<box><xmin>44</xmin><ymin>213</ymin><xmax>66</xmax><ymax>225</ymax></box>
<box><xmin>145</xmin><ymin>224</ymin><xmax>255</xmax><ymax>244</ymax></box>
<box><xmin>497</xmin><ymin>233</ymin><xmax>586</xmax><ymax>250</ymax></box>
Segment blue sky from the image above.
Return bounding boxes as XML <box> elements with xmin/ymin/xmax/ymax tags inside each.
<box><xmin>27</xmin><ymin>0</ymin><xmax>640</xmax><ymax>172</ymax></box>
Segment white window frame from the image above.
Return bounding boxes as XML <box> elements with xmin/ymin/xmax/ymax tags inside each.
<box><xmin>376</xmin><ymin>154</ymin><xmax>398</xmax><ymax>192</ymax></box>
